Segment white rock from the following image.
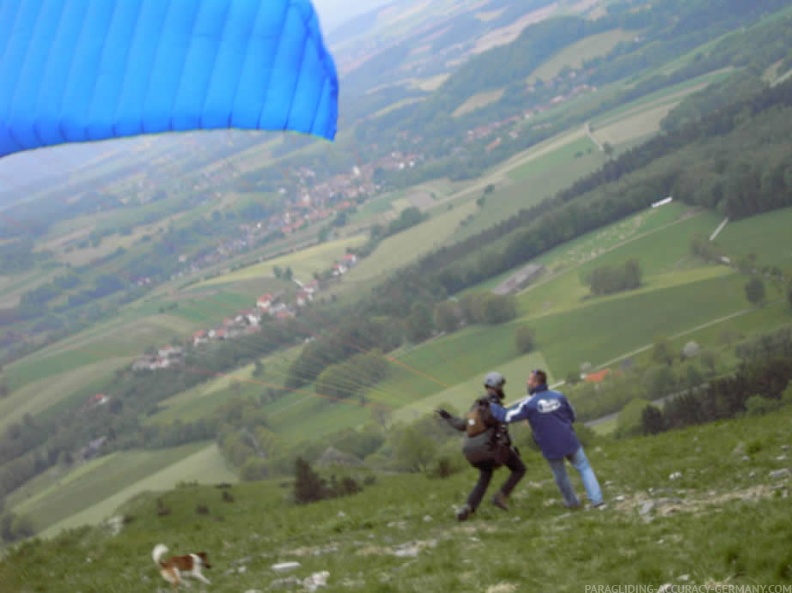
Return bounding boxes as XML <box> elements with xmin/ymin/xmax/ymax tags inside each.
<box><xmin>271</xmin><ymin>561</ymin><xmax>301</xmax><ymax>573</ymax></box>
<box><xmin>769</xmin><ymin>468</ymin><xmax>790</xmax><ymax>480</ymax></box>
<box><xmin>615</xmin><ymin>495</ymin><xmax>626</xmax><ymax>502</ymax></box>
<box><xmin>669</xmin><ymin>472</ymin><xmax>683</xmax><ymax>481</ymax></box>
<box><xmin>303</xmin><ymin>570</ymin><xmax>330</xmax><ymax>592</ymax></box>
<box><xmin>423</xmin><ymin>515</ymin><xmax>433</xmax><ymax>523</ymax></box>
<box><xmin>678</xmin><ymin>575</ymin><xmax>690</xmax><ymax>582</ymax></box>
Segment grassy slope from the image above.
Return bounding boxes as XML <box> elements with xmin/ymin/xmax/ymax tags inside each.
<box><xmin>3</xmin><ymin>407</ymin><xmax>791</xmax><ymax>592</ymax></box>
<box><xmin>198</xmin><ymin>235</ymin><xmax>369</xmax><ymax>287</ymax></box>
<box><xmin>527</xmin><ymin>29</ymin><xmax>636</xmax><ymax>84</ymax></box>
<box><xmin>12</xmin><ymin>443</ymin><xmax>236</xmax><ymax>539</ymax></box>
<box><xmin>340</xmin><ymin>200</ymin><xmax>479</xmax><ymax>287</ymax></box>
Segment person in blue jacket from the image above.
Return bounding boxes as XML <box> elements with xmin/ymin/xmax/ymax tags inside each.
<box><xmin>489</xmin><ymin>369</ymin><xmax>604</xmax><ymax>509</ymax></box>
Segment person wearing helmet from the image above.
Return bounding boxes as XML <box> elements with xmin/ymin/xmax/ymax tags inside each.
<box><xmin>436</xmin><ymin>371</ymin><xmax>526</xmax><ymax>521</ymax></box>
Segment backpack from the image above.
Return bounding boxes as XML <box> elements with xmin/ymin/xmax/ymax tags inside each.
<box><xmin>465</xmin><ymin>399</ymin><xmax>496</xmax><ymax>437</ymax></box>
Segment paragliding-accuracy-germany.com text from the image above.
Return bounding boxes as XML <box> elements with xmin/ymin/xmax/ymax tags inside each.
<box><xmin>585</xmin><ymin>586</ymin><xmax>792</xmax><ymax>593</ymax></box>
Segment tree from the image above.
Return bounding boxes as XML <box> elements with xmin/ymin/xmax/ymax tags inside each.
<box><xmin>641</xmin><ymin>405</ymin><xmax>666</xmax><ymax>435</ymax></box>
<box><xmin>404</xmin><ymin>302</ymin><xmax>435</xmax><ymax>343</ymax></box>
<box><xmin>745</xmin><ymin>394</ymin><xmax>783</xmax><ymax>417</ymax></box>
<box><xmin>745</xmin><ymin>276</ymin><xmax>766</xmax><ymax>306</ymax></box>
<box><xmin>700</xmin><ymin>349</ymin><xmax>718</xmax><ymax>375</ymax></box>
<box><xmin>392</xmin><ymin>425</ymin><xmax>437</xmax><ymax>472</ymax></box>
<box><xmin>584</xmin><ymin>259</ymin><xmax>641</xmax><ymax>296</ymax></box>
<box><xmin>786</xmin><ymin>281</ymin><xmax>792</xmax><ymax>311</ymax></box>
<box><xmin>434</xmin><ymin>301</ymin><xmax>460</xmax><ymax>334</ymax></box>
<box><xmin>293</xmin><ymin>457</ymin><xmax>327</xmax><ymax>504</ymax></box>
<box><xmin>482</xmin><ymin>294</ymin><xmax>517</xmax><ymax>324</ymax></box>
<box><xmin>0</xmin><ymin>512</ymin><xmax>35</xmax><ymax>543</ymax></box>
<box><xmin>252</xmin><ymin>360</ymin><xmax>265</xmax><ymax>378</ymax></box>
<box><xmin>643</xmin><ymin>364</ymin><xmax>677</xmax><ymax>398</ymax></box>
<box><xmin>273</xmin><ymin>265</ymin><xmax>283</xmax><ymax>279</ymax></box>
<box><xmin>617</xmin><ymin>398</ymin><xmax>653</xmax><ymax>437</ymax></box>
<box><xmin>515</xmin><ymin>326</ymin><xmax>536</xmax><ymax>354</ymax></box>
<box><xmin>284</xmin><ymin>267</ymin><xmax>294</xmax><ymax>282</ymax></box>
<box><xmin>652</xmin><ymin>337</ymin><xmax>674</xmax><ymax>366</ymax></box>
<box><xmin>603</xmin><ymin>142</ymin><xmax>615</xmax><ymax>159</ymax></box>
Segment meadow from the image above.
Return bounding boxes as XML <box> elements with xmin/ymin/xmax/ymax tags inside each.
<box><xmin>198</xmin><ymin>234</ymin><xmax>369</xmax><ymax>287</ymax></box>
<box><xmin>34</xmin><ymin>444</ymin><xmax>236</xmax><ymax>539</ymax></box>
<box><xmin>2</xmin><ymin>406</ymin><xmax>791</xmax><ymax>592</ymax></box>
<box><xmin>526</xmin><ymin>29</ymin><xmax>636</xmax><ymax>84</ymax></box>
<box><xmin>4</xmin><ymin>311</ymin><xmax>197</xmax><ymax>391</ymax></box>
<box><xmin>340</xmin><ymin>200</ymin><xmax>478</xmax><ymax>287</ymax></box>
<box><xmin>452</xmin><ymin>88</ymin><xmax>506</xmax><ymax>117</ymax></box>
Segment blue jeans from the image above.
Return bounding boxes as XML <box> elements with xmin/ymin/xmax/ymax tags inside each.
<box><xmin>547</xmin><ymin>446</ymin><xmax>603</xmax><ymax>508</ymax></box>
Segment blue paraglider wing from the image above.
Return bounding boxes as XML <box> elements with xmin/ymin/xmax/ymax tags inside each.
<box><xmin>0</xmin><ymin>0</ymin><xmax>338</xmax><ymax>158</ymax></box>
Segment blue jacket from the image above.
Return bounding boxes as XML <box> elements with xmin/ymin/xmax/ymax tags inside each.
<box><xmin>490</xmin><ymin>384</ymin><xmax>580</xmax><ymax>460</ymax></box>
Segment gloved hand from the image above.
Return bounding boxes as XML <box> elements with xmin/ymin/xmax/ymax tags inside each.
<box><xmin>436</xmin><ymin>409</ymin><xmax>451</xmax><ymax>420</ymax></box>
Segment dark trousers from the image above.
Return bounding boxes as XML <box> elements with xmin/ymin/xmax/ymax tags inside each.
<box><xmin>466</xmin><ymin>447</ymin><xmax>526</xmax><ymax>510</ymax></box>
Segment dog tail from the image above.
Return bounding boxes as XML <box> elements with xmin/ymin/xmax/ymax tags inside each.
<box><xmin>152</xmin><ymin>544</ymin><xmax>169</xmax><ymax>566</ymax></box>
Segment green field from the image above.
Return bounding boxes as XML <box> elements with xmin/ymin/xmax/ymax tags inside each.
<box><xmin>0</xmin><ymin>267</ymin><xmax>61</xmax><ymax>308</ymax></box>
<box><xmin>517</xmin><ymin>208</ymin><xmax>724</xmax><ymax>318</ymax></box>
<box><xmin>198</xmin><ymin>235</ymin><xmax>368</xmax><ymax>287</ymax></box>
<box><xmin>591</xmin><ymin>69</ymin><xmax>734</xmax><ymax>129</ymax></box>
<box><xmin>143</xmin><ymin>277</ymin><xmax>293</xmax><ymax>325</ymax></box>
<box><xmin>147</xmin><ymin>345</ymin><xmax>303</xmax><ymax>425</ymax></box>
<box><xmin>0</xmin><ymin>359</ymin><xmax>126</xmax><ymax>434</ymax></box>
<box><xmin>341</xmin><ymin>201</ymin><xmax>479</xmax><ymax>286</ymax></box>
<box><xmin>9</xmin><ymin>442</ymin><xmax>236</xmax><ymax>538</ymax></box>
<box><xmin>458</xmin><ymin>160</ymin><xmax>603</xmax><ymax>240</ymax></box>
<box><xmin>527</xmin><ymin>29</ymin><xmax>635</xmax><ymax>84</ymax></box>
<box><xmin>716</xmin><ymin>207</ymin><xmax>792</xmax><ymax>268</ymax></box>
<box><xmin>507</xmin><ymin>135</ymin><xmax>599</xmax><ymax>182</ymax></box>
<box><xmin>5</xmin><ymin>312</ymin><xmax>196</xmax><ymax>391</ymax></box>
<box><xmin>453</xmin><ymin>88</ymin><xmax>506</xmax><ymax>117</ymax></box>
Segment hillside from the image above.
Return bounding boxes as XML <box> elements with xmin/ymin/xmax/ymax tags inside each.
<box><xmin>1</xmin><ymin>407</ymin><xmax>791</xmax><ymax>591</ymax></box>
<box><xmin>2</xmin><ymin>0</ymin><xmax>792</xmax><ymax>555</ymax></box>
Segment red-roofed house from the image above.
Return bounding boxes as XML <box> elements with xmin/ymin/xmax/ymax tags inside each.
<box><xmin>86</xmin><ymin>393</ymin><xmax>110</xmax><ymax>407</ymax></box>
<box><xmin>193</xmin><ymin>330</ymin><xmax>208</xmax><ymax>347</ymax></box>
<box><xmin>584</xmin><ymin>369</ymin><xmax>612</xmax><ymax>383</ymax></box>
<box><xmin>257</xmin><ymin>293</ymin><xmax>273</xmax><ymax>309</ymax></box>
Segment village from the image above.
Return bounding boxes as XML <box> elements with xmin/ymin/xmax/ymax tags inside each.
<box><xmin>131</xmin><ymin>253</ymin><xmax>359</xmax><ymax>373</ymax></box>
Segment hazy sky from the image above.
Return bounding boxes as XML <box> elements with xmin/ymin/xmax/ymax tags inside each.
<box><xmin>312</xmin><ymin>0</ymin><xmax>392</xmax><ymax>32</ymax></box>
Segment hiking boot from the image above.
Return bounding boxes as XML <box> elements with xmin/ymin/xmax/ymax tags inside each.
<box><xmin>492</xmin><ymin>492</ymin><xmax>509</xmax><ymax>511</ymax></box>
<box><xmin>456</xmin><ymin>504</ymin><xmax>473</xmax><ymax>521</ymax></box>
<box><xmin>592</xmin><ymin>502</ymin><xmax>607</xmax><ymax>511</ymax></box>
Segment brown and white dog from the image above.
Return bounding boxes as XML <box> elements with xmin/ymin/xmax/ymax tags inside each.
<box><xmin>152</xmin><ymin>544</ymin><xmax>212</xmax><ymax>589</ymax></box>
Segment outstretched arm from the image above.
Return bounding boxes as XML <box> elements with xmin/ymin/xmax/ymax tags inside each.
<box><xmin>436</xmin><ymin>409</ymin><xmax>467</xmax><ymax>432</ymax></box>
<box><xmin>490</xmin><ymin>398</ymin><xmax>531</xmax><ymax>424</ymax></box>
